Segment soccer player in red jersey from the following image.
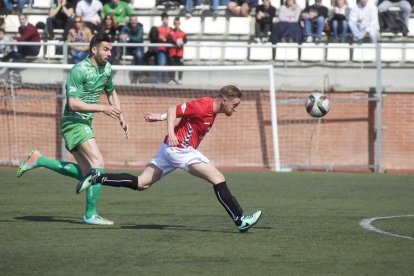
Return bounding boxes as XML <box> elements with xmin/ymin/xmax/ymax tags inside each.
<box><xmin>76</xmin><ymin>85</ymin><xmax>262</xmax><ymax>232</ymax></box>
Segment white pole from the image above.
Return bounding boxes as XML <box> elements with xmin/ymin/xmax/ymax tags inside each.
<box><xmin>268</xmin><ymin>66</ymin><xmax>280</xmax><ymax>172</ymax></box>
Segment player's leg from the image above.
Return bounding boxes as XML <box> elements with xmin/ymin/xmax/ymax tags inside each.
<box><xmin>188</xmin><ymin>162</ymin><xmax>262</xmax><ymax>233</ymax></box>
<box><xmin>76</xmin><ymin>164</ymin><xmax>164</xmax><ymax>193</ymax></box>
<box><xmin>76</xmin><ymin>143</ymin><xmax>170</xmax><ymax>193</ymax></box>
<box><xmin>75</xmin><ymin>138</ymin><xmax>113</xmax><ymax>225</ymax></box>
<box><xmin>16</xmin><ymin>149</ymin><xmax>82</xmax><ymax>179</ymax></box>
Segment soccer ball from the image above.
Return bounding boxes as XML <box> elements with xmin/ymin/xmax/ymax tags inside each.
<box><xmin>305</xmin><ymin>92</ymin><xmax>330</xmax><ymax>118</ymax></box>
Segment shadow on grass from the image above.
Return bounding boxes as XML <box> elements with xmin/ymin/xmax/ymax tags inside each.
<box><xmin>122</xmin><ymin>224</ymin><xmax>249</xmax><ymax>234</ymax></box>
<box><xmin>14</xmin><ymin>215</ymin><xmax>82</xmax><ymax>224</ymax></box>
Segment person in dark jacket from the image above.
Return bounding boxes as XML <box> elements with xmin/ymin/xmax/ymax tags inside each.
<box><xmin>301</xmin><ymin>0</ymin><xmax>329</xmax><ymax>43</ymax></box>
<box><xmin>255</xmin><ymin>0</ymin><xmax>276</xmax><ymax>43</ymax></box>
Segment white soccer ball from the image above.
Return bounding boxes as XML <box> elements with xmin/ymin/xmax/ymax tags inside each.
<box><xmin>305</xmin><ymin>92</ymin><xmax>330</xmax><ymax>118</ymax></box>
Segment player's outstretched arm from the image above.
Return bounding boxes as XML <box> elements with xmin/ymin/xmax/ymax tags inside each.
<box><xmin>68</xmin><ymin>97</ymin><xmax>121</xmax><ymax>119</ymax></box>
<box><xmin>107</xmin><ymin>90</ymin><xmax>129</xmax><ymax>138</ymax></box>
<box><xmin>167</xmin><ymin>106</ymin><xmax>179</xmax><ymax>147</ymax></box>
<box><xmin>144</xmin><ymin>112</ymin><xmax>165</xmax><ymax>122</ymax></box>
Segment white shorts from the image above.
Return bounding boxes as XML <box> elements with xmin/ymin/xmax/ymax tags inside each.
<box><xmin>150</xmin><ymin>142</ymin><xmax>210</xmax><ymax>176</ymax></box>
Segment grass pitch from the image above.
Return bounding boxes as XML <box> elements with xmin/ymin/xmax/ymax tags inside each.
<box><xmin>1</xmin><ymin>167</ymin><xmax>413</xmax><ymax>275</ymax></box>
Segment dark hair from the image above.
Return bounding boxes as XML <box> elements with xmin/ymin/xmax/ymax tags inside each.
<box><xmin>161</xmin><ymin>12</ymin><xmax>168</xmax><ymax>19</ymax></box>
<box><xmin>0</xmin><ymin>28</ymin><xmax>5</xmax><ymax>34</ymax></box>
<box><xmin>89</xmin><ymin>33</ymin><xmax>111</xmax><ymax>53</ymax></box>
<box><xmin>148</xmin><ymin>26</ymin><xmax>158</xmax><ymax>43</ymax></box>
<box><xmin>174</xmin><ymin>17</ymin><xmax>180</xmax><ymax>22</ymax></box>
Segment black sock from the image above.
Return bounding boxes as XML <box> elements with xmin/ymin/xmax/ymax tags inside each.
<box><xmin>213</xmin><ymin>182</ymin><xmax>243</xmax><ymax>223</ymax></box>
<box><xmin>96</xmin><ymin>173</ymin><xmax>138</xmax><ymax>190</ymax></box>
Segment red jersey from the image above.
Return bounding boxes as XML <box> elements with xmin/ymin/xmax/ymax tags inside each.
<box><xmin>168</xmin><ymin>28</ymin><xmax>186</xmax><ymax>58</ymax></box>
<box><xmin>164</xmin><ymin>97</ymin><xmax>215</xmax><ymax>149</ymax></box>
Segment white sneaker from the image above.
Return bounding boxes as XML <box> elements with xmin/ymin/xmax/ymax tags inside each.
<box><xmin>83</xmin><ymin>214</ymin><xmax>114</xmax><ymax>225</ymax></box>
<box><xmin>237</xmin><ymin>210</ymin><xmax>262</xmax><ymax>233</ymax></box>
<box><xmin>306</xmin><ymin>36</ymin><xmax>313</xmax><ymax>43</ymax></box>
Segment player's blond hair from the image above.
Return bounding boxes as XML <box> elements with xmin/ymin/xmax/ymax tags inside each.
<box><xmin>218</xmin><ymin>85</ymin><xmax>242</xmax><ymax>99</ymax></box>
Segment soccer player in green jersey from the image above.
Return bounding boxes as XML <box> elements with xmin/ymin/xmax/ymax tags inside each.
<box><xmin>16</xmin><ymin>33</ymin><xmax>129</xmax><ymax>225</ymax></box>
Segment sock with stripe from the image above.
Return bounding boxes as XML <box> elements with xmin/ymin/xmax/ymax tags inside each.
<box><xmin>96</xmin><ymin>173</ymin><xmax>138</xmax><ymax>190</ymax></box>
<box><xmin>84</xmin><ymin>168</ymin><xmax>104</xmax><ymax>219</ymax></box>
<box><xmin>213</xmin><ymin>182</ymin><xmax>244</xmax><ymax>224</ymax></box>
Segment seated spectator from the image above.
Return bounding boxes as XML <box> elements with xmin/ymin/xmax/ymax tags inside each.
<box><xmin>185</xmin><ymin>0</ymin><xmax>229</xmax><ymax>18</ymax></box>
<box><xmin>167</xmin><ymin>17</ymin><xmax>186</xmax><ymax>85</ymax></box>
<box><xmin>378</xmin><ymin>0</ymin><xmax>412</xmax><ymax>27</ymax></box>
<box><xmin>3</xmin><ymin>14</ymin><xmax>41</xmax><ymax>62</ymax></box>
<box><xmin>101</xmin><ymin>0</ymin><xmax>133</xmax><ymax>31</ymax></box>
<box><xmin>2</xmin><ymin>0</ymin><xmax>27</xmax><ymax>14</ymax></box>
<box><xmin>0</xmin><ymin>28</ymin><xmax>17</xmax><ymax>60</ymax></box>
<box><xmin>328</xmin><ymin>0</ymin><xmax>350</xmax><ymax>42</ymax></box>
<box><xmin>255</xmin><ymin>0</ymin><xmax>276</xmax><ymax>43</ymax></box>
<box><xmin>100</xmin><ymin>14</ymin><xmax>118</xmax><ymax>63</ymax></box>
<box><xmin>271</xmin><ymin>0</ymin><xmax>302</xmax><ymax>43</ymax></box>
<box><xmin>301</xmin><ymin>0</ymin><xmax>328</xmax><ymax>43</ymax></box>
<box><xmin>67</xmin><ymin>16</ymin><xmax>93</xmax><ymax>63</ymax></box>
<box><xmin>76</xmin><ymin>0</ymin><xmax>103</xmax><ymax>34</ymax></box>
<box><xmin>227</xmin><ymin>0</ymin><xmax>257</xmax><ymax>17</ymax></box>
<box><xmin>119</xmin><ymin>15</ymin><xmax>144</xmax><ymax>83</ymax></box>
<box><xmin>348</xmin><ymin>0</ymin><xmax>379</xmax><ymax>43</ymax></box>
<box><xmin>143</xmin><ymin>26</ymin><xmax>159</xmax><ymax>83</ymax></box>
<box><xmin>156</xmin><ymin>12</ymin><xmax>172</xmax><ymax>84</ymax></box>
<box><xmin>46</xmin><ymin>0</ymin><xmax>75</xmax><ymax>41</ymax></box>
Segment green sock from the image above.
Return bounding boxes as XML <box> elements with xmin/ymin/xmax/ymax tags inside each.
<box><xmin>84</xmin><ymin>168</ymin><xmax>104</xmax><ymax>219</ymax></box>
<box><xmin>37</xmin><ymin>156</ymin><xmax>83</xmax><ymax>180</ymax></box>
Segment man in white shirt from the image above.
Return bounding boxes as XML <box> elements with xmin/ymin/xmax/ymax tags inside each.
<box><xmin>76</xmin><ymin>0</ymin><xmax>103</xmax><ymax>32</ymax></box>
<box><xmin>348</xmin><ymin>0</ymin><xmax>379</xmax><ymax>43</ymax></box>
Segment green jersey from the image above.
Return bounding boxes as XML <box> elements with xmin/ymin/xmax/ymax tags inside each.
<box><xmin>62</xmin><ymin>57</ymin><xmax>114</xmax><ymax>125</ymax></box>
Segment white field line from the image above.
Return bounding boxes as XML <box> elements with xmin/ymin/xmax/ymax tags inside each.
<box><xmin>359</xmin><ymin>215</ymin><xmax>414</xmax><ymax>240</ymax></box>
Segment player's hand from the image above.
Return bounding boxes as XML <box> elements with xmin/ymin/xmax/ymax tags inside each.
<box><xmin>144</xmin><ymin>112</ymin><xmax>161</xmax><ymax>122</ymax></box>
<box><xmin>103</xmin><ymin>105</ymin><xmax>121</xmax><ymax>119</ymax></box>
<box><xmin>168</xmin><ymin>133</ymin><xmax>179</xmax><ymax>147</ymax></box>
<box><xmin>119</xmin><ymin>114</ymin><xmax>129</xmax><ymax>138</ymax></box>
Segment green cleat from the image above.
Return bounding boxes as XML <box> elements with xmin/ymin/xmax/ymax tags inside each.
<box><xmin>237</xmin><ymin>210</ymin><xmax>262</xmax><ymax>233</ymax></box>
<box><xmin>76</xmin><ymin>169</ymin><xmax>100</xmax><ymax>194</ymax></box>
<box><xmin>16</xmin><ymin>149</ymin><xmax>42</xmax><ymax>177</ymax></box>
<box><xmin>83</xmin><ymin>214</ymin><xmax>114</xmax><ymax>225</ymax></box>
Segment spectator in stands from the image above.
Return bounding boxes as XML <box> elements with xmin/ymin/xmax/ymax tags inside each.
<box><xmin>100</xmin><ymin>14</ymin><xmax>118</xmax><ymax>63</ymax></box>
<box><xmin>76</xmin><ymin>0</ymin><xmax>103</xmax><ymax>34</ymax></box>
<box><xmin>301</xmin><ymin>0</ymin><xmax>329</xmax><ymax>43</ymax></box>
<box><xmin>143</xmin><ymin>26</ymin><xmax>158</xmax><ymax>83</ymax></box>
<box><xmin>67</xmin><ymin>16</ymin><xmax>93</xmax><ymax>63</ymax></box>
<box><xmin>378</xmin><ymin>0</ymin><xmax>413</xmax><ymax>27</ymax></box>
<box><xmin>101</xmin><ymin>0</ymin><xmax>133</xmax><ymax>31</ymax></box>
<box><xmin>348</xmin><ymin>0</ymin><xmax>379</xmax><ymax>43</ymax></box>
<box><xmin>46</xmin><ymin>0</ymin><xmax>75</xmax><ymax>41</ymax></box>
<box><xmin>3</xmin><ymin>14</ymin><xmax>41</xmax><ymax>62</ymax></box>
<box><xmin>185</xmin><ymin>0</ymin><xmax>229</xmax><ymax>18</ymax></box>
<box><xmin>119</xmin><ymin>15</ymin><xmax>144</xmax><ymax>83</ymax></box>
<box><xmin>156</xmin><ymin>12</ymin><xmax>172</xmax><ymax>84</ymax></box>
<box><xmin>271</xmin><ymin>0</ymin><xmax>302</xmax><ymax>43</ymax></box>
<box><xmin>167</xmin><ymin>17</ymin><xmax>186</xmax><ymax>85</ymax></box>
<box><xmin>0</xmin><ymin>28</ymin><xmax>17</xmax><ymax>60</ymax></box>
<box><xmin>254</xmin><ymin>0</ymin><xmax>276</xmax><ymax>43</ymax></box>
<box><xmin>328</xmin><ymin>0</ymin><xmax>350</xmax><ymax>42</ymax></box>
<box><xmin>2</xmin><ymin>0</ymin><xmax>27</xmax><ymax>14</ymax></box>
<box><xmin>227</xmin><ymin>0</ymin><xmax>257</xmax><ymax>17</ymax></box>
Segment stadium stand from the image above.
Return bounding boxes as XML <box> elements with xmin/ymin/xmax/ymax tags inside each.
<box><xmin>381</xmin><ymin>43</ymin><xmax>403</xmax><ymax>63</ymax></box>
<box><xmin>274</xmin><ymin>43</ymin><xmax>299</xmax><ymax>62</ymax></box>
<box><xmin>249</xmin><ymin>43</ymin><xmax>273</xmax><ymax>61</ymax></box>
<box><xmin>405</xmin><ymin>43</ymin><xmax>414</xmax><ymax>62</ymax></box>
<box><xmin>223</xmin><ymin>41</ymin><xmax>249</xmax><ymax>62</ymax></box>
<box><xmin>352</xmin><ymin>43</ymin><xmax>377</xmax><ymax>63</ymax></box>
<box><xmin>300</xmin><ymin>43</ymin><xmax>325</xmax><ymax>62</ymax></box>
<box><xmin>326</xmin><ymin>43</ymin><xmax>351</xmax><ymax>62</ymax></box>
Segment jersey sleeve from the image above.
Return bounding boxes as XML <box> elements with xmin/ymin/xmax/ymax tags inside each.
<box><xmin>105</xmin><ymin>72</ymin><xmax>114</xmax><ymax>94</ymax></box>
<box><xmin>65</xmin><ymin>66</ymin><xmax>85</xmax><ymax>98</ymax></box>
<box><xmin>175</xmin><ymin>99</ymin><xmax>205</xmax><ymax>118</ymax></box>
